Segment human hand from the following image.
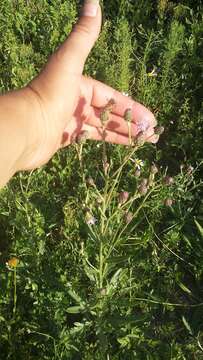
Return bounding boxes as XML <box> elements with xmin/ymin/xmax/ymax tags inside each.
<box><xmin>19</xmin><ymin>0</ymin><xmax>158</xmax><ymax>171</ymax></box>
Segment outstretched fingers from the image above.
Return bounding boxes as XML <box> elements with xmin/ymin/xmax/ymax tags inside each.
<box><xmin>81</xmin><ymin>124</ymin><xmax>159</xmax><ymax>145</ymax></box>
<box><xmin>82</xmin><ymin>76</ymin><xmax>157</xmax><ymax>132</ymax></box>
<box><xmin>82</xmin><ymin>106</ymin><xmax>157</xmax><ymax>140</ymax></box>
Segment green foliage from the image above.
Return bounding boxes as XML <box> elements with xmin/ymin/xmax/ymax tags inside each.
<box><xmin>0</xmin><ymin>0</ymin><xmax>203</xmax><ymax>359</ymax></box>
<box><xmin>104</xmin><ymin>19</ymin><xmax>133</xmax><ymax>92</ymax></box>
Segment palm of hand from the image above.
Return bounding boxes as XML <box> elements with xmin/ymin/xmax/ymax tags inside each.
<box><xmin>24</xmin><ymin>73</ymin><xmax>157</xmax><ymax>170</ymax></box>
<box><xmin>71</xmin><ymin>76</ymin><xmax>158</xmax><ymax>146</ymax></box>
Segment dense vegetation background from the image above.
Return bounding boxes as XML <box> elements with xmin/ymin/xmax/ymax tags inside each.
<box><xmin>0</xmin><ymin>0</ymin><xmax>203</xmax><ymax>359</ymax></box>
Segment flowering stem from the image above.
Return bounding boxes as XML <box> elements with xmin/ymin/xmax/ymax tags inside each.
<box><xmin>112</xmin><ymin>146</ymin><xmax>138</xmax><ymax>179</ymax></box>
<box><xmin>13</xmin><ymin>268</ymin><xmax>17</xmax><ymax>317</ymax></box>
<box><xmin>105</xmin><ymin>188</ymin><xmax>154</xmax><ymax>260</ymax></box>
<box><xmin>76</xmin><ymin>143</ymin><xmax>86</xmax><ymax>185</ymax></box>
<box><xmin>104</xmin><ymin>149</ymin><xmax>137</xmax><ymax>210</ymax></box>
<box><xmin>103</xmin><ymin>193</ymin><xmax>140</xmax><ymax>235</ymax></box>
<box><xmin>128</xmin><ymin>120</ymin><xmax>132</xmax><ymax>146</ymax></box>
<box><xmin>102</xmin><ymin>126</ymin><xmax>107</xmax><ymax>175</ymax></box>
<box><xmin>99</xmin><ymin>241</ymin><xmax>103</xmax><ymax>289</ymax></box>
<box><xmin>98</xmin><ymin>172</ymin><xmax>110</xmax><ymax>289</ymax></box>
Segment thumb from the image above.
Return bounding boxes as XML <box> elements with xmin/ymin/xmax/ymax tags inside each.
<box><xmin>29</xmin><ymin>1</ymin><xmax>101</xmax><ymax>91</ymax></box>
<box><xmin>56</xmin><ymin>0</ymin><xmax>102</xmax><ymax>74</ymax></box>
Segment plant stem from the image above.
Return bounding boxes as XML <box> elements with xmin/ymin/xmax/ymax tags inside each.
<box><xmin>99</xmin><ymin>241</ymin><xmax>103</xmax><ymax>289</ymax></box>
<box><xmin>13</xmin><ymin>269</ymin><xmax>17</xmax><ymax>317</ymax></box>
<box><xmin>105</xmin><ymin>188</ymin><xmax>154</xmax><ymax>260</ymax></box>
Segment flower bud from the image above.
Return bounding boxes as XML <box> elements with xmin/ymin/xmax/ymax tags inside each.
<box><xmin>124</xmin><ymin>108</ymin><xmax>132</xmax><ymax>122</ymax></box>
<box><xmin>154</xmin><ymin>126</ymin><xmax>164</xmax><ymax>135</ymax></box>
<box><xmin>124</xmin><ymin>211</ymin><xmax>133</xmax><ymax>224</ymax></box>
<box><xmin>87</xmin><ymin>177</ymin><xmax>95</xmax><ymax>186</ymax></box>
<box><xmin>100</xmin><ymin>99</ymin><xmax>116</xmax><ymax>124</ymax></box>
<box><xmin>150</xmin><ymin>164</ymin><xmax>159</xmax><ymax>174</ymax></box>
<box><xmin>135</xmin><ymin>169</ymin><xmax>141</xmax><ymax>177</ymax></box>
<box><xmin>187</xmin><ymin>165</ymin><xmax>194</xmax><ymax>175</ymax></box>
<box><xmin>164</xmin><ymin>198</ymin><xmax>173</xmax><ymax>207</ymax></box>
<box><xmin>118</xmin><ymin>191</ymin><xmax>129</xmax><ymax>205</ymax></box>
<box><xmin>163</xmin><ymin>176</ymin><xmax>174</xmax><ymax>186</ymax></box>
<box><xmin>134</xmin><ymin>131</ymin><xmax>145</xmax><ymax>146</ymax></box>
<box><xmin>138</xmin><ymin>184</ymin><xmax>148</xmax><ymax>195</ymax></box>
<box><xmin>83</xmin><ymin>205</ymin><xmax>90</xmax><ymax>212</ymax></box>
<box><xmin>100</xmin><ymin>110</ymin><xmax>109</xmax><ymax>124</ymax></box>
<box><xmin>103</xmin><ymin>162</ymin><xmax>110</xmax><ymax>173</ymax></box>
<box><xmin>140</xmin><ymin>178</ymin><xmax>148</xmax><ymax>186</ymax></box>
<box><xmin>105</xmin><ymin>98</ymin><xmax>116</xmax><ymax>112</ymax></box>
<box><xmin>100</xmin><ymin>288</ymin><xmax>107</xmax><ymax>296</ymax></box>
<box><xmin>148</xmin><ymin>175</ymin><xmax>154</xmax><ymax>187</ymax></box>
<box><xmin>96</xmin><ymin>198</ymin><xmax>102</xmax><ymax>205</ymax></box>
<box><xmin>76</xmin><ymin>131</ymin><xmax>89</xmax><ymax>144</ymax></box>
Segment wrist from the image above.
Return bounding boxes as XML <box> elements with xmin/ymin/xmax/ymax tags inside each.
<box><xmin>0</xmin><ymin>87</ymin><xmax>42</xmax><ymax>175</ymax></box>
<box><xmin>11</xmin><ymin>90</ymin><xmax>40</xmax><ymax>173</ymax></box>
<box><xmin>16</xmin><ymin>84</ymin><xmax>62</xmax><ymax>171</ymax></box>
<box><xmin>0</xmin><ymin>88</ymin><xmax>36</xmax><ymax>186</ymax></box>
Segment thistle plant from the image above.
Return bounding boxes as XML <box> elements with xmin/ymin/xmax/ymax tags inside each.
<box><xmin>68</xmin><ymin>94</ymin><xmax>203</xmax><ymax>358</ymax></box>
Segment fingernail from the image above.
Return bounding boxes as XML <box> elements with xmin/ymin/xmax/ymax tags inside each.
<box><xmin>83</xmin><ymin>0</ymin><xmax>99</xmax><ymax>17</ymax></box>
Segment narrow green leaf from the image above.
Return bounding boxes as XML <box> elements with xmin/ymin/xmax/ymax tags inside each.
<box><xmin>182</xmin><ymin>316</ymin><xmax>193</xmax><ymax>335</ymax></box>
<box><xmin>110</xmin><ymin>268</ymin><xmax>123</xmax><ymax>286</ymax></box>
<box><xmin>68</xmin><ymin>289</ymin><xmax>83</xmax><ymax>305</ymax></box>
<box><xmin>66</xmin><ymin>306</ymin><xmax>84</xmax><ymax>314</ymax></box>
<box><xmin>177</xmin><ymin>281</ymin><xmax>192</xmax><ymax>295</ymax></box>
<box><xmin>83</xmin><ymin>264</ymin><xmax>96</xmax><ymax>282</ymax></box>
<box><xmin>0</xmin><ymin>316</ymin><xmax>6</xmax><ymax>323</ymax></box>
<box><xmin>183</xmin><ymin>235</ymin><xmax>192</xmax><ymax>248</ymax></box>
<box><xmin>195</xmin><ymin>219</ymin><xmax>203</xmax><ymax>238</ymax></box>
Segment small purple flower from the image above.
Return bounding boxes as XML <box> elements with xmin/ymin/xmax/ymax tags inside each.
<box><xmin>137</xmin><ymin>119</ymin><xmax>149</xmax><ymax>133</ymax></box>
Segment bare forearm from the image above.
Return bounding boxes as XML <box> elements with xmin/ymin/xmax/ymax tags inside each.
<box><xmin>0</xmin><ymin>88</ymin><xmax>36</xmax><ymax>188</ymax></box>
